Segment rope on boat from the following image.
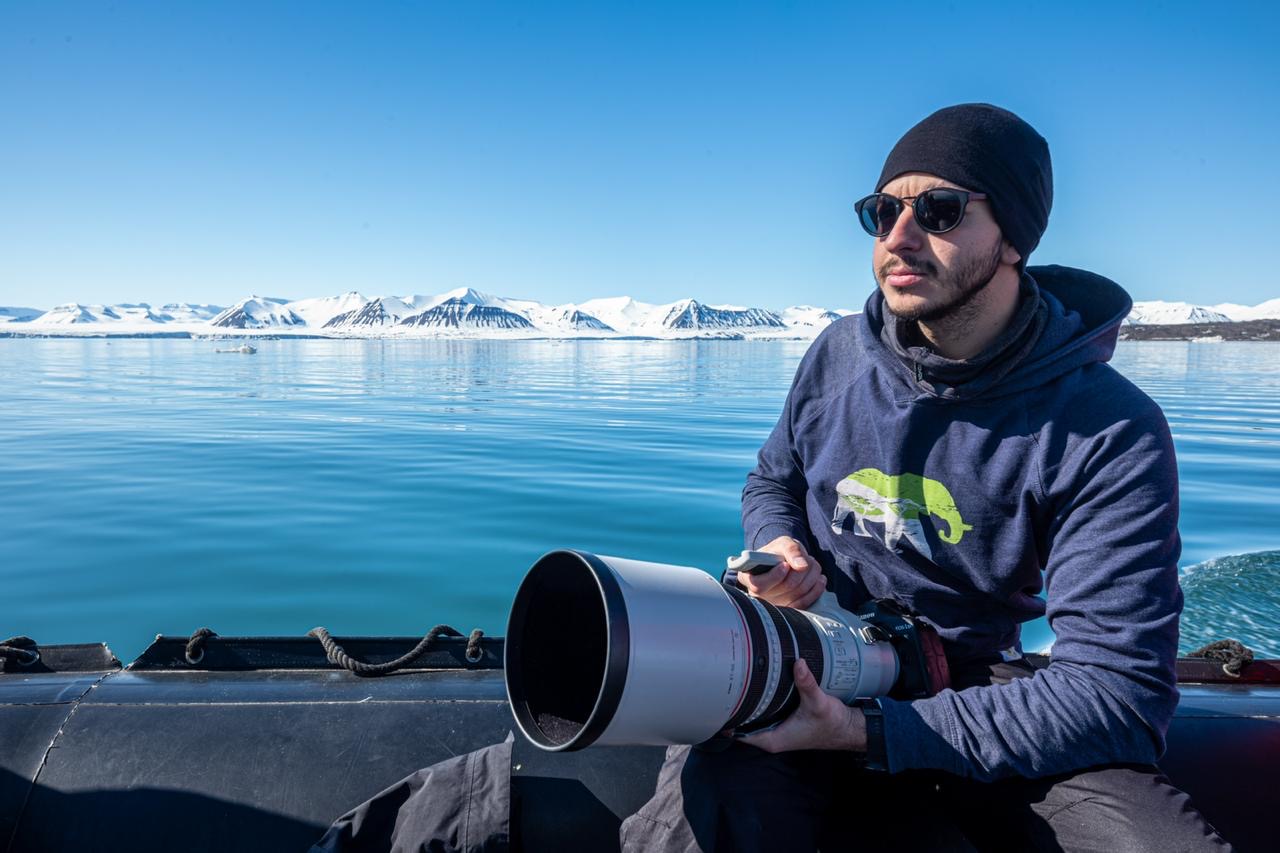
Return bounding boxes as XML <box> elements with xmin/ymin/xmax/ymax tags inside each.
<box><xmin>182</xmin><ymin>625</ymin><xmax>486</xmax><ymax>673</ymax></box>
<box><xmin>1187</xmin><ymin>638</ymin><xmax>1255</xmax><ymax>678</ymax></box>
<box><xmin>308</xmin><ymin>625</ymin><xmax>487</xmax><ymax>676</ymax></box>
<box><xmin>185</xmin><ymin>627</ymin><xmax>218</xmax><ymax>664</ymax></box>
<box><xmin>0</xmin><ymin>636</ymin><xmax>40</xmax><ymax>668</ymax></box>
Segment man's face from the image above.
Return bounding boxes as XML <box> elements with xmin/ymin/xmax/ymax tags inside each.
<box><xmin>872</xmin><ymin>172</ymin><xmax>1019</xmax><ymax>324</ymax></box>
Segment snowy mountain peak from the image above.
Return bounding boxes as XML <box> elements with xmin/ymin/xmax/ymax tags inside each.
<box><xmin>399</xmin><ymin>297</ymin><xmax>535</xmax><ymax>329</ymax></box>
<box><xmin>0</xmin><ymin>306</ymin><xmax>43</xmax><ymax>323</ymax></box>
<box><xmin>435</xmin><ymin>287</ymin><xmax>500</xmax><ymax>307</ymax></box>
<box><xmin>662</xmin><ymin>300</ymin><xmax>786</xmax><ymax>330</ymax></box>
<box><xmin>396</xmin><ymin>294</ymin><xmax>437</xmax><ymax>311</ymax></box>
<box><xmin>158</xmin><ymin>303</ymin><xmax>225</xmax><ymax>322</ymax></box>
<box><xmin>325</xmin><ymin>295</ymin><xmax>416</xmax><ymax>328</ymax></box>
<box><xmin>285</xmin><ymin>292</ymin><xmax>369</xmax><ymax>327</ymax></box>
<box><xmin>1127</xmin><ymin>301</ymin><xmax>1232</xmax><ymax>326</ymax></box>
<box><xmin>781</xmin><ymin>305</ymin><xmax>851</xmax><ymax>328</ymax></box>
<box><xmin>1210</xmin><ymin>298</ymin><xmax>1280</xmax><ymax>322</ymax></box>
<box><xmin>29</xmin><ymin>303</ymin><xmax>108</xmax><ymax>324</ymax></box>
<box><xmin>575</xmin><ymin>296</ymin><xmax>653</xmax><ymax>330</ymax></box>
<box><xmin>210</xmin><ymin>296</ymin><xmax>304</xmax><ymax>328</ymax></box>
<box><xmin>579</xmin><ymin>296</ymin><xmax>637</xmax><ymax>311</ymax></box>
<box><xmin>557</xmin><ymin>308</ymin><xmax>614</xmax><ymax>331</ymax></box>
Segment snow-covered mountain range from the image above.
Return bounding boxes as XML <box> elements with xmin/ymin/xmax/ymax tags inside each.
<box><xmin>3</xmin><ymin>287</ymin><xmax>858</xmax><ymax>339</ymax></box>
<box><xmin>11</xmin><ymin>302</ymin><xmax>224</xmax><ymax>326</ymax></box>
<box><xmin>4</xmin><ymin>289</ymin><xmax>1278</xmax><ymax>338</ymax></box>
<box><xmin>1125</xmin><ymin>299</ymin><xmax>1280</xmax><ymax>325</ymax></box>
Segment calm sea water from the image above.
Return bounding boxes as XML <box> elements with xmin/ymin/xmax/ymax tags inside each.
<box><xmin>3</xmin><ymin>338</ymin><xmax>1279</xmax><ymax>662</ymax></box>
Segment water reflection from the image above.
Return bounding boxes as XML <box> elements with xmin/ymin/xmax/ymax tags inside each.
<box><xmin>0</xmin><ymin>338</ymin><xmax>1276</xmax><ymax>661</ymax></box>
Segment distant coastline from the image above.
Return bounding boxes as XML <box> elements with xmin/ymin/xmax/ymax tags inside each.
<box><xmin>1119</xmin><ymin>320</ymin><xmax>1280</xmax><ymax>342</ymax></box>
<box><xmin>0</xmin><ymin>329</ymin><xmax>809</xmax><ymax>341</ymax></box>
<box><xmin>7</xmin><ymin>319</ymin><xmax>1280</xmax><ymax>343</ymax></box>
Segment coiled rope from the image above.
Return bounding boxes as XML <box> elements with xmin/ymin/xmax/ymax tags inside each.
<box><xmin>185</xmin><ymin>627</ymin><xmax>217</xmax><ymax>664</ymax></box>
<box><xmin>308</xmin><ymin>625</ymin><xmax>486</xmax><ymax>675</ymax></box>
<box><xmin>0</xmin><ymin>636</ymin><xmax>39</xmax><ymax>667</ymax></box>
<box><xmin>1188</xmin><ymin>638</ymin><xmax>1255</xmax><ymax>678</ymax></box>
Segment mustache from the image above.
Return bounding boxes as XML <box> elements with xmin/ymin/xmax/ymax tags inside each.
<box><xmin>878</xmin><ymin>256</ymin><xmax>937</xmax><ymax>279</ymax></box>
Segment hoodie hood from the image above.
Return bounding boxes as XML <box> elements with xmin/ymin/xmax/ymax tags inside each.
<box><xmin>861</xmin><ymin>264</ymin><xmax>1133</xmax><ymax>401</ymax></box>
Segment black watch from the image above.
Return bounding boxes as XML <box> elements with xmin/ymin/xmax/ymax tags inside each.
<box><xmin>856</xmin><ymin>700</ymin><xmax>888</xmax><ymax>772</ymax></box>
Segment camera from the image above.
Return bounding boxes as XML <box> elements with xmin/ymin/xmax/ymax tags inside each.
<box><xmin>504</xmin><ymin>549</ymin><xmax>949</xmax><ymax>751</ymax></box>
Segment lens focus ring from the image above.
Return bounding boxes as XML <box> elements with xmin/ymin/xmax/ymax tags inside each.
<box><xmin>781</xmin><ymin>608</ymin><xmax>826</xmax><ymax>685</ymax></box>
<box><xmin>748</xmin><ymin>599</ymin><xmax>798</xmax><ymax>727</ymax></box>
<box><xmin>723</xmin><ymin>585</ymin><xmax>771</xmax><ymax>731</ymax></box>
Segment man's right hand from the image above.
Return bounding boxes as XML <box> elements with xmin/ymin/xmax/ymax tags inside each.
<box><xmin>737</xmin><ymin>536</ymin><xmax>826</xmax><ymax>609</ymax></box>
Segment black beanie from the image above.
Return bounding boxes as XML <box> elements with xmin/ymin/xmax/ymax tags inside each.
<box><xmin>876</xmin><ymin>103</ymin><xmax>1052</xmax><ymax>265</ymax></box>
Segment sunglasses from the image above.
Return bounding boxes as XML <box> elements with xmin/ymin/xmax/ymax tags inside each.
<box><xmin>854</xmin><ymin>188</ymin><xmax>988</xmax><ymax>237</ymax></box>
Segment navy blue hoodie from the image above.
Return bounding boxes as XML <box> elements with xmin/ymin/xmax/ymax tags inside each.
<box><xmin>742</xmin><ymin>265</ymin><xmax>1182</xmax><ymax>781</ymax></box>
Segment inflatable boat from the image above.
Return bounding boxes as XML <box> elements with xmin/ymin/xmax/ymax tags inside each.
<box><xmin>2</xmin><ymin>632</ymin><xmax>1277</xmax><ymax>852</ymax></box>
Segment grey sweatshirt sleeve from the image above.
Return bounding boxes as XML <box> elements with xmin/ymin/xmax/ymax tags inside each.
<box><xmin>878</xmin><ymin>393</ymin><xmax>1183</xmax><ymax>781</ymax></box>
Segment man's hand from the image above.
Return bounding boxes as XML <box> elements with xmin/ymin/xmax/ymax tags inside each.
<box><xmin>739</xmin><ymin>535</ymin><xmax>826</xmax><ymax>609</ymax></box>
<box><xmin>738</xmin><ymin>660</ymin><xmax>866</xmax><ymax>753</ymax></box>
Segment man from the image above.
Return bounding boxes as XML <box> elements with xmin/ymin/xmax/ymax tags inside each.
<box><xmin>621</xmin><ymin>104</ymin><xmax>1231</xmax><ymax>851</ymax></box>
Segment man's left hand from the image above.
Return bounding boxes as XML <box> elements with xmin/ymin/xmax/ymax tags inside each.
<box><xmin>738</xmin><ymin>660</ymin><xmax>867</xmax><ymax>753</ymax></box>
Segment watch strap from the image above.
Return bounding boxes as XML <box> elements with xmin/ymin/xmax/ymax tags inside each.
<box><xmin>857</xmin><ymin>699</ymin><xmax>888</xmax><ymax>772</ymax></box>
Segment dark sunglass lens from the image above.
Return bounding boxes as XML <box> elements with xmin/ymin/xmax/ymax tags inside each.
<box><xmin>917</xmin><ymin>190</ymin><xmax>965</xmax><ymax>232</ymax></box>
<box><xmin>857</xmin><ymin>194</ymin><xmax>899</xmax><ymax>236</ymax></box>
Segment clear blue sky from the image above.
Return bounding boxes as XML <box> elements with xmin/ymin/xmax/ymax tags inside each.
<box><xmin>2</xmin><ymin>1</ymin><xmax>1277</xmax><ymax>311</ymax></box>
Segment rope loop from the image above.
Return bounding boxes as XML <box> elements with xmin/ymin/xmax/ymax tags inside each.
<box><xmin>1188</xmin><ymin>638</ymin><xmax>1255</xmax><ymax>678</ymax></box>
<box><xmin>185</xmin><ymin>627</ymin><xmax>218</xmax><ymax>665</ymax></box>
<box><xmin>0</xmin><ymin>636</ymin><xmax>40</xmax><ymax>667</ymax></box>
<box><xmin>308</xmin><ymin>625</ymin><xmax>483</xmax><ymax>676</ymax></box>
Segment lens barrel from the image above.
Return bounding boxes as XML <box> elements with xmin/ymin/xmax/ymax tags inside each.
<box><xmin>505</xmin><ymin>550</ymin><xmax>899</xmax><ymax>751</ymax></box>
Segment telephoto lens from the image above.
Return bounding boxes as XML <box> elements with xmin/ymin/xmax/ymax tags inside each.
<box><xmin>504</xmin><ymin>549</ymin><xmax>927</xmax><ymax>752</ymax></box>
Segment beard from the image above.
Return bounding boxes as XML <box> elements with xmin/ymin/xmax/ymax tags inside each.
<box><xmin>877</xmin><ymin>236</ymin><xmax>1005</xmax><ymax>326</ymax></box>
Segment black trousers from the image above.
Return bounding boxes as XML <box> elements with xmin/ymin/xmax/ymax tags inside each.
<box><xmin>620</xmin><ymin>660</ymin><xmax>1232</xmax><ymax>853</ymax></box>
<box><xmin>619</xmin><ymin>743</ymin><xmax>1231</xmax><ymax>853</ymax></box>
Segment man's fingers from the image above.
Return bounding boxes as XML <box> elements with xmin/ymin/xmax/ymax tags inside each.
<box><xmin>745</xmin><ymin>563</ymin><xmax>826</xmax><ymax>608</ymax></box>
<box><xmin>807</xmin><ymin>571</ymin><xmax>829</xmax><ymax>602</ymax></box>
<box><xmin>739</xmin><ymin>562</ymin><xmax>788</xmax><ymax>596</ymax></box>
<box><xmin>761</xmin><ymin>536</ymin><xmax>811</xmax><ymax>571</ymax></box>
<box><xmin>776</xmin><ymin>569</ymin><xmax>826</xmax><ymax>608</ymax></box>
<box><xmin>793</xmin><ymin>660</ymin><xmax>823</xmax><ymax>702</ymax></box>
<box><xmin>774</xmin><ymin>565</ymin><xmax>807</xmax><ymax>596</ymax></box>
<box><xmin>779</xmin><ymin>542</ymin><xmax>810</xmax><ymax>570</ymax></box>
<box><xmin>737</xmin><ymin>729</ymin><xmax>779</xmax><ymax>753</ymax></box>
<box><xmin>745</xmin><ymin>537</ymin><xmax>824</xmax><ymax>607</ymax></box>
